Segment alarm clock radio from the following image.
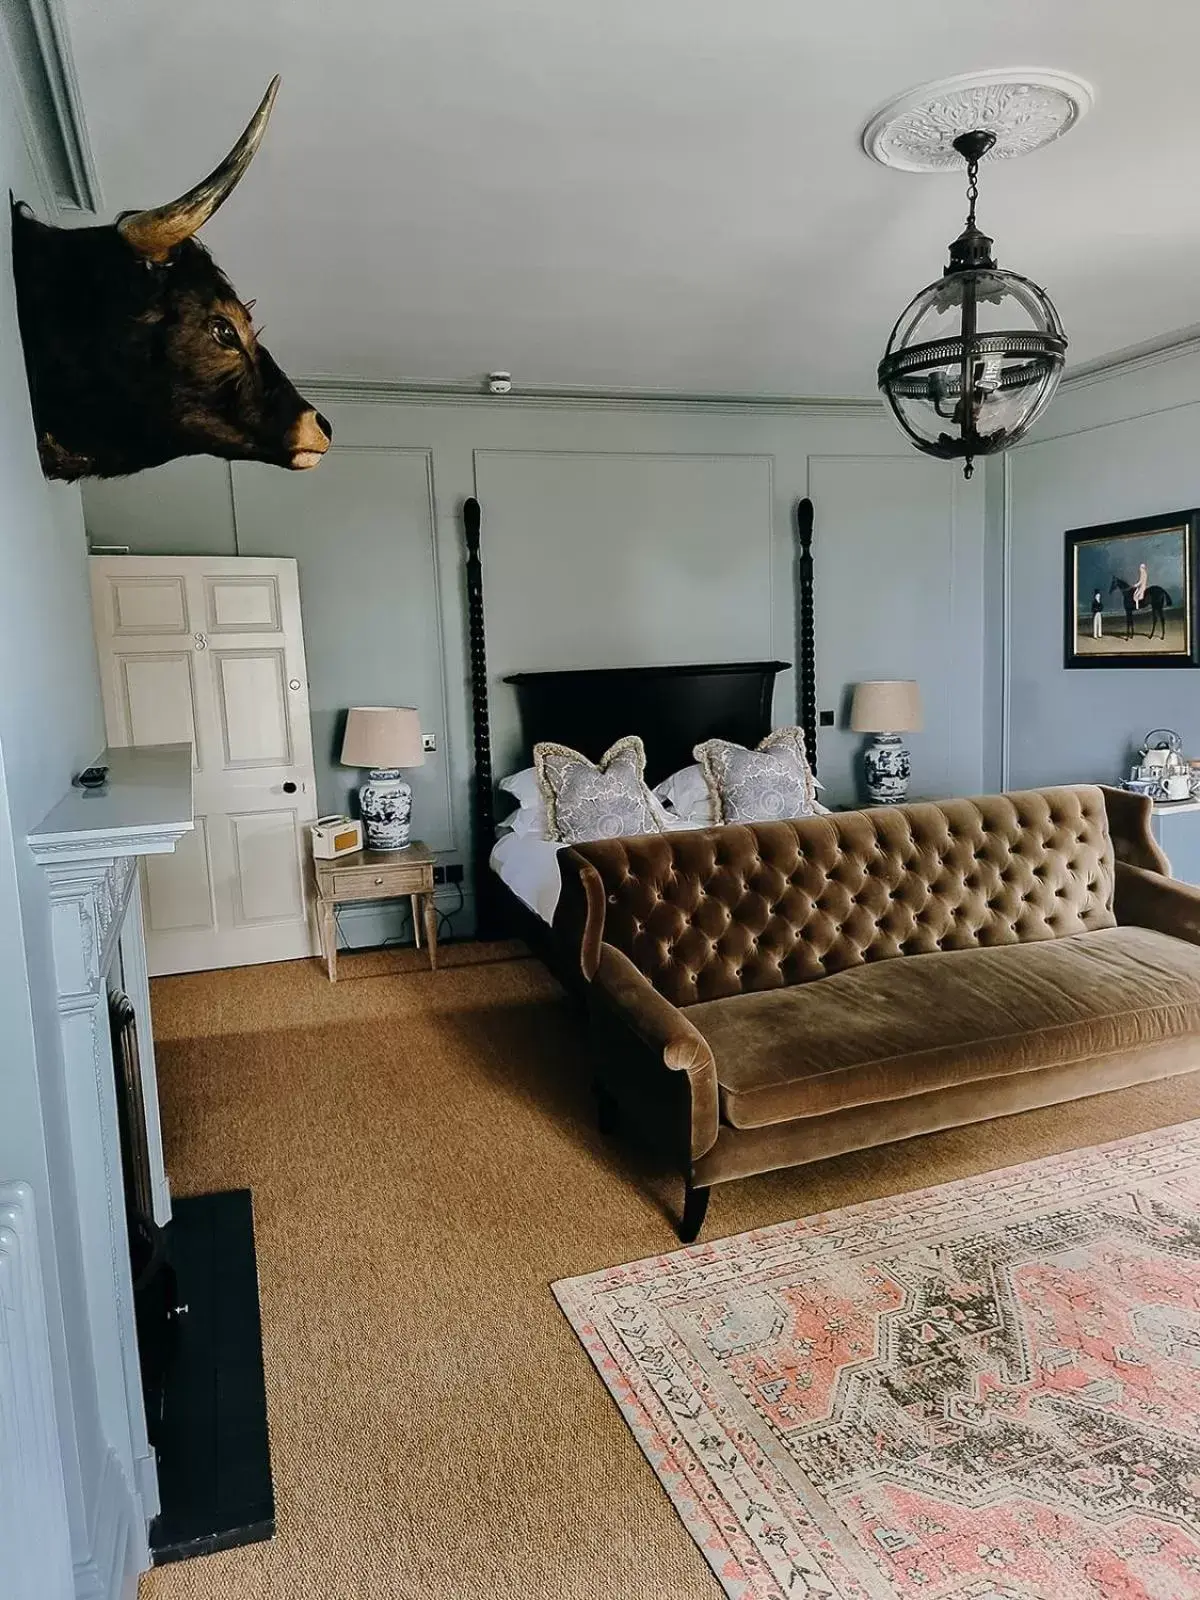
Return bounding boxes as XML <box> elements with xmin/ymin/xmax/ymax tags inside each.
<box><xmin>310</xmin><ymin>816</ymin><xmax>364</xmax><ymax>859</ymax></box>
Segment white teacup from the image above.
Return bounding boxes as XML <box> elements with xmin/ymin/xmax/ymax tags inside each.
<box><xmin>1164</xmin><ymin>774</ymin><xmax>1191</xmax><ymax>801</ymax></box>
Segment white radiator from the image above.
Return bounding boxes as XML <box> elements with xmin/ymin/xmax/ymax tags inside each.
<box><xmin>0</xmin><ymin>1182</ymin><xmax>74</xmax><ymax>1600</ymax></box>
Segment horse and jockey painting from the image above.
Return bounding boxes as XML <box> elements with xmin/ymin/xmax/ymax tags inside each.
<box><xmin>1065</xmin><ymin>509</ymin><xmax>1200</xmax><ymax>668</ymax></box>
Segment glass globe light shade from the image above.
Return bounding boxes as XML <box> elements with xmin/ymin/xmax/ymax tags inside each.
<box><xmin>878</xmin><ymin>264</ymin><xmax>1066</xmax><ymax>479</ymax></box>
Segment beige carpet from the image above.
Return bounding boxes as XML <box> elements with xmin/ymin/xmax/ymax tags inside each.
<box><xmin>140</xmin><ymin>942</ymin><xmax>1200</xmax><ymax>1600</ymax></box>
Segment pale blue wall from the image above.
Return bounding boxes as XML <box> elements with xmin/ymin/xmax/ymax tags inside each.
<box><xmin>84</xmin><ymin>393</ymin><xmax>989</xmax><ymax>942</ymax></box>
<box><xmin>0</xmin><ymin>29</ymin><xmax>117</xmax><ymax>1597</ymax></box>
<box><xmin>1004</xmin><ymin>349</ymin><xmax>1200</xmax><ymax>790</ymax></box>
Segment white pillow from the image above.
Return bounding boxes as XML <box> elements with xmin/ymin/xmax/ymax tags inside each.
<box><xmin>498</xmin><ymin>767</ymin><xmax>550</xmax><ymax>837</ymax></box>
<box><xmin>654</xmin><ymin>763</ymin><xmax>716</xmax><ymax>825</ymax></box>
<box><xmin>500</xmin><ymin>805</ymin><xmax>549</xmax><ymax>838</ymax></box>
<box><xmin>500</xmin><ymin>767</ymin><xmax>541</xmax><ymax>808</ymax></box>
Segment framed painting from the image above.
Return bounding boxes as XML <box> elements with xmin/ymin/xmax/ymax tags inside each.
<box><xmin>1064</xmin><ymin>508</ymin><xmax>1200</xmax><ymax>669</ymax></box>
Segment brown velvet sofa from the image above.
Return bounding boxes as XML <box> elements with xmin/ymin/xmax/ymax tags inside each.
<box><xmin>554</xmin><ymin>785</ymin><xmax>1200</xmax><ymax>1241</ymax></box>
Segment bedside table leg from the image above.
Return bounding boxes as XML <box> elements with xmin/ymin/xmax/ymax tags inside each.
<box><xmin>411</xmin><ymin>893</ymin><xmax>421</xmax><ymax>949</ymax></box>
<box><xmin>423</xmin><ymin>892</ymin><xmax>438</xmax><ymax>971</ymax></box>
<box><xmin>321</xmin><ymin>900</ymin><xmax>337</xmax><ymax>982</ymax></box>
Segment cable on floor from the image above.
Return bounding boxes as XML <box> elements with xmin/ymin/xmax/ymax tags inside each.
<box><xmin>333</xmin><ymin>882</ymin><xmax>468</xmax><ymax>953</ymax></box>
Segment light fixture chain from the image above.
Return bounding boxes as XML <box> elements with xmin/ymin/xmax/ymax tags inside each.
<box><xmin>965</xmin><ymin>157</ymin><xmax>980</xmax><ymax>229</ymax></box>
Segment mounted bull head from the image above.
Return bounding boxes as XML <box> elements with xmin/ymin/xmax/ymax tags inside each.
<box><xmin>12</xmin><ymin>77</ymin><xmax>331</xmax><ymax>481</ymax></box>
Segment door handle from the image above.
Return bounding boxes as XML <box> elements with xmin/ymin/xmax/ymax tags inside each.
<box><xmin>282</xmin><ymin>781</ymin><xmax>298</xmax><ymax>794</ymax></box>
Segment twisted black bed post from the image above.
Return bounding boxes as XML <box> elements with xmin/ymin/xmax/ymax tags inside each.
<box><xmin>795</xmin><ymin>497</ymin><xmax>817</xmax><ymax>774</ymax></box>
<box><xmin>464</xmin><ymin>497</ymin><xmax>499</xmax><ymax>939</ymax></box>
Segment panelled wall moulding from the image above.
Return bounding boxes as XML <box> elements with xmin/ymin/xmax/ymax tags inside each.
<box><xmin>229</xmin><ymin>444</ymin><xmax>459</xmax><ymax>857</ymax></box>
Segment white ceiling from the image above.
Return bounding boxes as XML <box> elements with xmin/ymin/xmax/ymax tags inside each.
<box><xmin>60</xmin><ymin>0</ymin><xmax>1200</xmax><ymax>398</ymax></box>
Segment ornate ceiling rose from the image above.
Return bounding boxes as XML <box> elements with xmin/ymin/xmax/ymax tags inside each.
<box><xmin>862</xmin><ymin>68</ymin><xmax>1094</xmax><ymax>172</ymax></box>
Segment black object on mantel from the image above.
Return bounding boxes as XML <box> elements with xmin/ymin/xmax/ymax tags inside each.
<box><xmin>150</xmin><ymin>1190</ymin><xmax>275</xmax><ymax>1565</ymax></box>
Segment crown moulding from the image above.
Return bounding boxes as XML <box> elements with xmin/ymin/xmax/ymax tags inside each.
<box><xmin>862</xmin><ymin>68</ymin><xmax>1095</xmax><ymax>173</ymax></box>
<box><xmin>296</xmin><ymin>376</ymin><xmax>887</xmax><ymax>417</ymax></box>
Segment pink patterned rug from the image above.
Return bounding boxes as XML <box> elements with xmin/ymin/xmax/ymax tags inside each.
<box><xmin>553</xmin><ymin>1123</ymin><xmax>1200</xmax><ymax>1600</ymax></box>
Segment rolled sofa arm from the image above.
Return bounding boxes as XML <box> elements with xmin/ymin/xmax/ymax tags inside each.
<box><xmin>554</xmin><ymin>846</ymin><xmax>607</xmax><ymax>980</ymax></box>
<box><xmin>1101</xmin><ymin>785</ymin><xmax>1171</xmax><ymax>874</ymax></box>
<box><xmin>590</xmin><ymin>943</ymin><xmax>719</xmax><ymax>1162</ymax></box>
<box><xmin>595</xmin><ymin>944</ymin><xmax>714</xmax><ymax>1072</ymax></box>
<box><xmin>1115</xmin><ymin>860</ymin><xmax>1200</xmax><ymax>946</ymax></box>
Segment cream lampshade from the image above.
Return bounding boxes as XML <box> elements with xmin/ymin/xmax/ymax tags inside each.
<box><xmin>340</xmin><ymin>707</ymin><xmax>425</xmax><ymax>850</ymax></box>
<box><xmin>850</xmin><ymin>680</ymin><xmax>923</xmax><ymax>734</ymax></box>
<box><xmin>850</xmin><ymin>681</ymin><xmax>922</xmax><ymax>805</ymax></box>
<box><xmin>341</xmin><ymin>706</ymin><xmax>425</xmax><ymax>770</ymax></box>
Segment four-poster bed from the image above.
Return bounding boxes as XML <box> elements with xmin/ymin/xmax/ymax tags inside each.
<box><xmin>462</xmin><ymin>494</ymin><xmax>818</xmax><ymax>981</ymax></box>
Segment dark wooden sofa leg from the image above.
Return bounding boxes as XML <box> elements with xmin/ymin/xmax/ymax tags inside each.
<box><xmin>594</xmin><ymin>1082</ymin><xmax>620</xmax><ymax>1139</ymax></box>
<box><xmin>679</xmin><ymin>1183</ymin><xmax>710</xmax><ymax>1244</ymax></box>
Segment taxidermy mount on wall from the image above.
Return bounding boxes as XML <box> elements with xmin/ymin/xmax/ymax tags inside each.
<box><xmin>11</xmin><ymin>76</ymin><xmax>331</xmax><ymax>481</ymax></box>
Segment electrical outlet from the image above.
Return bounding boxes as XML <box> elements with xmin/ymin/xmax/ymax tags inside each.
<box><xmin>819</xmin><ymin>709</ymin><xmax>835</xmax><ymax>727</ymax></box>
<box><xmin>421</xmin><ymin>732</ymin><xmax>437</xmax><ymax>752</ymax></box>
<box><xmin>445</xmin><ymin>863</ymin><xmax>464</xmax><ymax>884</ymax></box>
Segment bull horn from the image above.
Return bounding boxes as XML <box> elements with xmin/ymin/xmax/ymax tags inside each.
<box><xmin>118</xmin><ymin>76</ymin><xmax>280</xmax><ymax>261</ymax></box>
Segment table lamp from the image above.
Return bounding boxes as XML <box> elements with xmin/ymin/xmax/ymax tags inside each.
<box><xmin>850</xmin><ymin>680</ymin><xmax>923</xmax><ymax>805</ymax></box>
<box><xmin>340</xmin><ymin>706</ymin><xmax>425</xmax><ymax>850</ymax></box>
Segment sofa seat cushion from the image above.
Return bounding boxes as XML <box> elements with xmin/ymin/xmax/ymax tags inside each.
<box><xmin>685</xmin><ymin>926</ymin><xmax>1200</xmax><ymax>1130</ymax></box>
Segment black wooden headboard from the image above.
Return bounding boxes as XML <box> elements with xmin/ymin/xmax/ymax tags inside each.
<box><xmin>504</xmin><ymin>660</ymin><xmax>789</xmax><ymax>789</ymax></box>
<box><xmin>463</xmin><ymin>497</ymin><xmax>817</xmax><ymax>934</ymax></box>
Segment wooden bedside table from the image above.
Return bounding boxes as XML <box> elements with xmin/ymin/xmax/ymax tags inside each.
<box><xmin>313</xmin><ymin>841</ymin><xmax>438</xmax><ymax>980</ymax></box>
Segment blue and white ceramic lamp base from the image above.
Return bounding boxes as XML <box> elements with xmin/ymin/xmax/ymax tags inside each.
<box><xmin>358</xmin><ymin>768</ymin><xmax>413</xmax><ymax>850</ymax></box>
<box><xmin>863</xmin><ymin>733</ymin><xmax>911</xmax><ymax>805</ymax></box>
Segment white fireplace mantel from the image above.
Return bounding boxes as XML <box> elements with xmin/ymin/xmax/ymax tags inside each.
<box><xmin>29</xmin><ymin>743</ymin><xmax>195</xmax><ymax>867</ymax></box>
<box><xmin>30</xmin><ymin>745</ymin><xmax>194</xmax><ymax>1051</ymax></box>
<box><xmin>28</xmin><ymin>743</ymin><xmax>192</xmax><ymax>1597</ymax></box>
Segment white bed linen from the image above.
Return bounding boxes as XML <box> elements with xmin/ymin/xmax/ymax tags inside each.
<box><xmin>490</xmin><ymin>831</ymin><xmax>567</xmax><ymax>925</ymax></box>
<box><xmin>490</xmin><ymin>818</ymin><xmax>707</xmax><ymax>924</ymax></box>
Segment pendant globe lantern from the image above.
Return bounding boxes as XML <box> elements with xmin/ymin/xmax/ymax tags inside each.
<box><xmin>877</xmin><ymin>129</ymin><xmax>1067</xmax><ymax>479</ymax></box>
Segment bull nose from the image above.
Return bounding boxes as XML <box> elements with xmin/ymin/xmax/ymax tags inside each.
<box><xmin>316</xmin><ymin>411</ymin><xmax>332</xmax><ymax>441</ymax></box>
<box><xmin>288</xmin><ymin>407</ymin><xmax>332</xmax><ymax>469</ymax></box>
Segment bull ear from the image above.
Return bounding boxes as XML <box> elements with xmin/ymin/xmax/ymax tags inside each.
<box><xmin>118</xmin><ymin>76</ymin><xmax>280</xmax><ymax>262</ymax></box>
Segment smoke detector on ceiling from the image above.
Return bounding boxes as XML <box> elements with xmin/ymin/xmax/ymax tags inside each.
<box><xmin>487</xmin><ymin>371</ymin><xmax>512</xmax><ymax>394</ymax></box>
<box><xmin>862</xmin><ymin>68</ymin><xmax>1094</xmax><ymax>172</ymax></box>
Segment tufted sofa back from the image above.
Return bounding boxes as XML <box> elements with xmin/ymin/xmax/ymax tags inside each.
<box><xmin>556</xmin><ymin>786</ymin><xmax>1117</xmax><ymax>1008</ymax></box>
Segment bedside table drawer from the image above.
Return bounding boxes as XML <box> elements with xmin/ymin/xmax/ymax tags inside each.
<box><xmin>331</xmin><ymin>864</ymin><xmax>432</xmax><ymax>899</ymax></box>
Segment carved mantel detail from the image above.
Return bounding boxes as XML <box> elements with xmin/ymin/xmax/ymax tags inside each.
<box><xmin>45</xmin><ymin>857</ymin><xmax>138</xmax><ymax>1001</ymax></box>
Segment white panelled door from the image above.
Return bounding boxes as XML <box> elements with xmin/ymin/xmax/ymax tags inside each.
<box><xmin>90</xmin><ymin>556</ymin><xmax>319</xmax><ymax>975</ymax></box>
